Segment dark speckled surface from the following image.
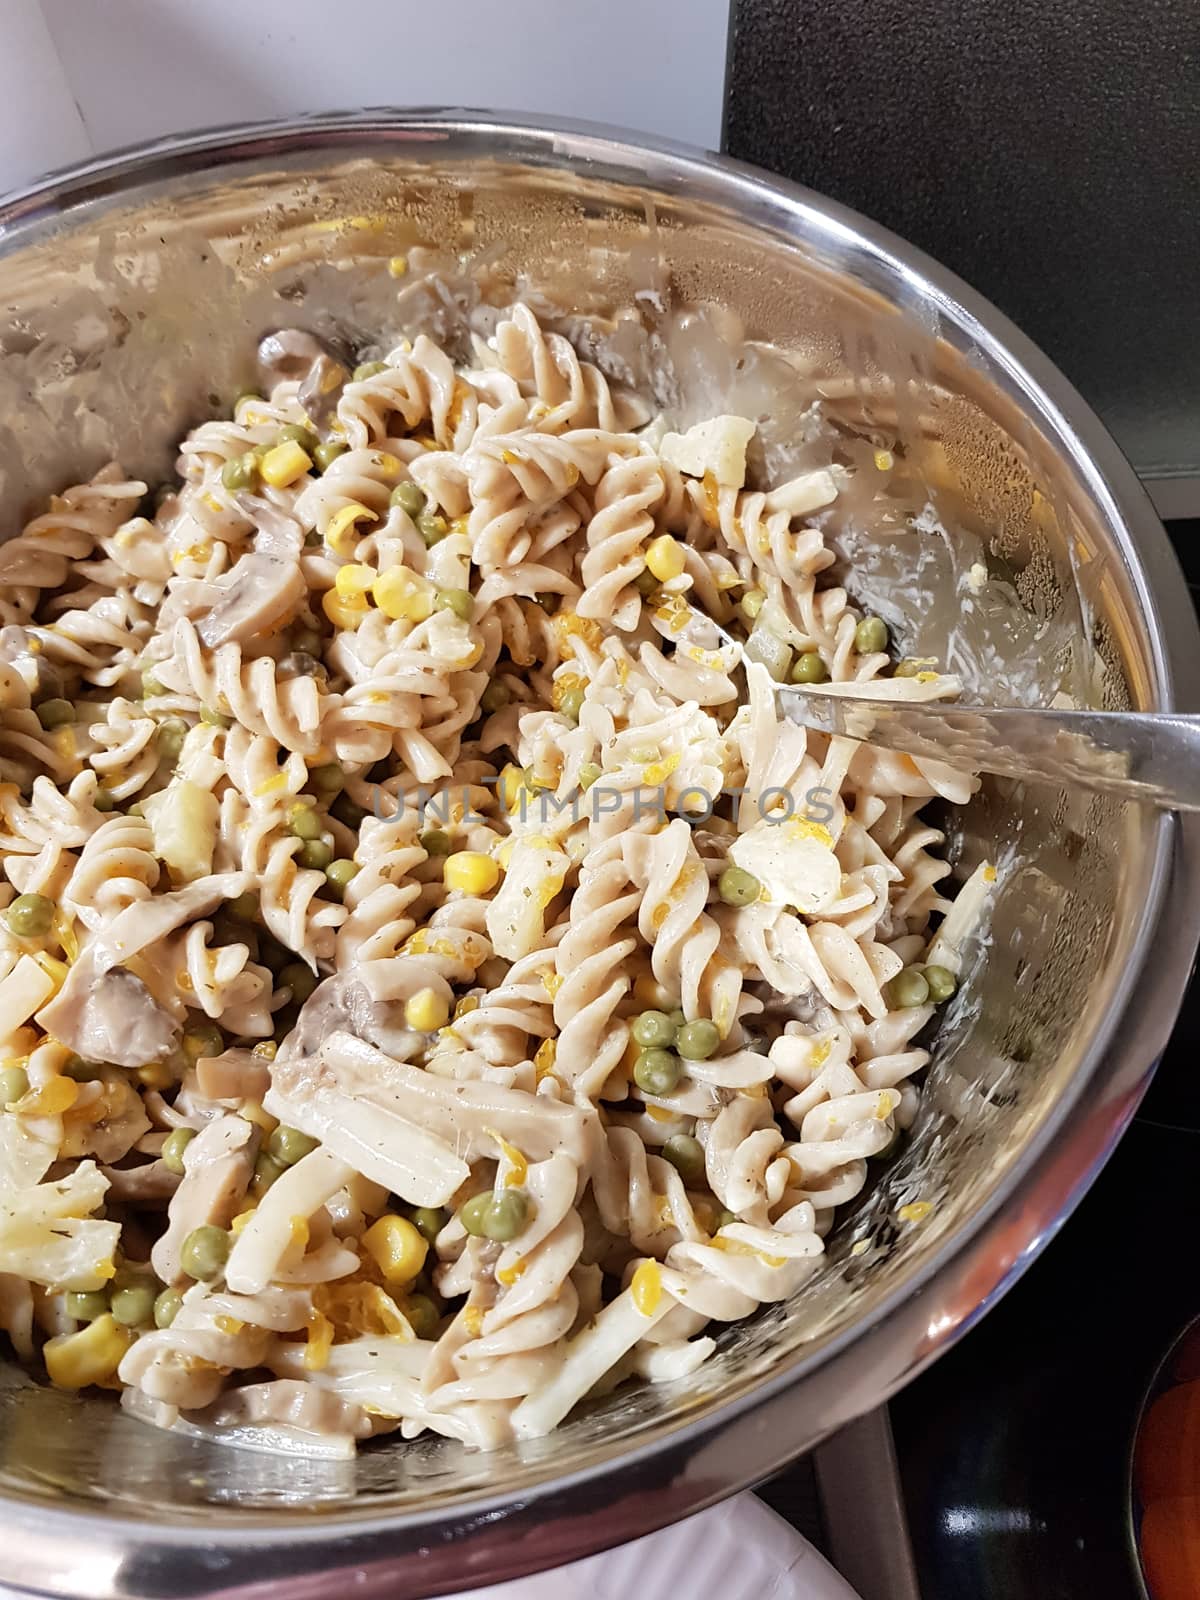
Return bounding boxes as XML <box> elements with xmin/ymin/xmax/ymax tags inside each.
<box><xmin>723</xmin><ymin>0</ymin><xmax>1200</xmax><ymax>490</ymax></box>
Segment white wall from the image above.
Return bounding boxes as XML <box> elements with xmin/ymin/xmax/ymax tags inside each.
<box><xmin>0</xmin><ymin>0</ymin><xmax>731</xmax><ymax>193</ymax></box>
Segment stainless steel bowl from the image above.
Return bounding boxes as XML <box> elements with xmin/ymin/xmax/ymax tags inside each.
<box><xmin>0</xmin><ymin>111</ymin><xmax>1197</xmax><ymax>1600</ymax></box>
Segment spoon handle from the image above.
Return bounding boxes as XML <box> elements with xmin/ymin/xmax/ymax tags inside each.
<box><xmin>780</xmin><ymin>693</ymin><xmax>1200</xmax><ymax>811</ymax></box>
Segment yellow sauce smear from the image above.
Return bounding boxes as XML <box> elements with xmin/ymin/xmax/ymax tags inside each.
<box><xmin>898</xmin><ymin>1201</ymin><xmax>933</xmax><ymax>1224</ymax></box>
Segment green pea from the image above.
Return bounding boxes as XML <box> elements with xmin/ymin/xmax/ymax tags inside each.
<box><xmin>200</xmin><ymin>705</ymin><xmax>231</xmax><ymax>728</ymax></box>
<box><xmin>886</xmin><ymin>967</ymin><xmax>931</xmax><ymax>1009</ymax></box>
<box><xmin>110</xmin><ymin>1261</ymin><xmax>151</xmax><ymax>1293</ymax></box>
<box><xmin>35</xmin><ymin>698</ymin><xmax>74</xmax><ymax>730</ymax></box>
<box><xmin>923</xmin><ymin>964</ymin><xmax>958</xmax><ymax>1004</ymax></box>
<box><xmin>661</xmin><ymin>1134</ymin><xmax>706</xmax><ymax>1186</ymax></box>
<box><xmin>579</xmin><ymin>762</ymin><xmax>602</xmax><ymax>791</ymax></box>
<box><xmin>631</xmin><ymin>1010</ymin><xmax>678</xmax><ymax>1050</ymax></box>
<box><xmin>0</xmin><ymin>1065</ymin><xmax>29</xmax><ymax>1105</ymax></box>
<box><xmin>894</xmin><ymin>658</ymin><xmax>921</xmax><ymax>678</ymax></box>
<box><xmin>155</xmin><ymin>717</ymin><xmax>189</xmax><ymax>762</ymax></box>
<box><xmin>353</xmin><ymin>361</ymin><xmax>387</xmax><ymax>381</ymax></box>
<box><xmin>280</xmin><ymin>962</ymin><xmax>316</xmax><ymax>1004</ymax></box>
<box><xmin>403</xmin><ymin>1292</ymin><xmax>440</xmax><ymax>1338</ymax></box>
<box><xmin>313</xmin><ymin>440</ymin><xmax>348</xmax><ymax>472</ymax></box>
<box><xmin>180</xmin><ymin>1225</ymin><xmax>231</xmax><ymax>1282</ymax></box>
<box><xmin>739</xmin><ymin>589</ymin><xmax>765</xmax><ymax>623</ymax></box>
<box><xmin>299</xmin><ymin>838</ymin><xmax>333</xmax><ymax>871</ymax></box>
<box><xmin>62</xmin><ymin>1054</ymin><xmax>103</xmax><ymax>1082</ymax></box>
<box><xmin>221</xmin><ymin>452</ymin><xmax>258</xmax><ymax>493</ymax></box>
<box><xmin>182</xmin><ymin>1021</ymin><xmax>224</xmax><ymax>1063</ymax></box>
<box><xmin>480</xmin><ymin>680</ymin><xmax>511</xmax><ymax>714</ymax></box>
<box><xmin>491</xmin><ymin>1189</ymin><xmax>533</xmax><ymax>1241</ymax></box>
<box><xmin>668</xmin><ymin>1009</ymin><xmax>686</xmax><ymax>1026</ymax></box>
<box><xmin>416</xmin><ymin>509</ymin><xmax>448</xmax><ymax>546</ymax></box>
<box><xmin>634</xmin><ymin>569</ymin><xmax>660</xmax><ymax>597</ymax></box>
<box><xmin>790</xmin><ymin>651</ymin><xmax>828</xmax><ymax>685</ymax></box>
<box><xmin>332</xmin><ymin>793</ymin><xmax>367</xmax><ymax>831</ymax></box>
<box><xmin>279</xmin><ymin>422</ymin><xmax>318</xmax><ymax>452</ymax></box>
<box><xmin>93</xmin><ymin>786</ymin><xmax>116</xmax><ymax>812</ymax></box>
<box><xmin>459</xmin><ymin>1193</ymin><xmax>493</xmax><ymax>1238</ymax></box>
<box><xmin>141</xmin><ymin>668</ymin><xmax>165</xmax><ymax>698</ymax></box>
<box><xmin>161</xmin><ymin>1127</ymin><xmax>196</xmax><ymax>1175</ymax></box>
<box><xmin>435</xmin><ymin>588</ymin><xmax>474</xmax><ymax>621</ymax></box>
<box><xmin>718</xmin><ymin>866</ymin><xmax>762</xmax><ymax>907</ymax></box>
<box><xmin>324</xmin><ymin>858</ymin><xmax>360</xmax><ymax>897</ymax></box>
<box><xmin>676</xmin><ymin>1019</ymin><xmax>720</xmax><ymax>1061</ymax></box>
<box><xmin>408</xmin><ymin>1206</ymin><xmax>447</xmax><ymax>1246</ymax></box>
<box><xmin>110</xmin><ymin>1284</ymin><xmax>157</xmax><ymax>1328</ymax></box>
<box><xmin>390</xmin><ymin>481</ymin><xmax>426</xmax><ymax>518</ymax></box>
<box><xmin>420</xmin><ymin>829</ymin><xmax>451</xmax><ymax>857</ymax></box>
<box><xmin>290</xmin><ymin>632</ymin><xmax>323</xmax><ymax>665</ymax></box>
<box><xmin>558</xmin><ymin>686</ymin><xmax>585</xmax><ymax>723</ymax></box>
<box><xmin>854</xmin><ymin>616</ymin><xmax>889</xmax><ymax>655</ymax></box>
<box><xmin>66</xmin><ymin>1290</ymin><xmax>109</xmax><ymax>1322</ymax></box>
<box><xmin>308</xmin><ymin>761</ymin><xmax>344</xmax><ymax>796</ymax></box>
<box><xmin>633</xmin><ymin>1048</ymin><xmax>681</xmax><ymax>1096</ymax></box>
<box><xmin>253</xmin><ymin>1152</ymin><xmax>287</xmax><ymax>1196</ymax></box>
<box><xmin>153</xmin><ymin>1288</ymin><xmax>184</xmax><ymax>1329</ymax></box>
<box><xmin>287</xmin><ymin>802</ymin><xmax>323</xmax><ymax>840</ymax></box>
<box><xmin>227</xmin><ymin>890</ymin><xmax>259</xmax><ymax>921</ymax></box>
<box><xmin>5</xmin><ymin>893</ymin><xmax>53</xmax><ymax>938</ymax></box>
<box><xmin>461</xmin><ymin>1189</ymin><xmax>530</xmax><ymax>1242</ymax></box>
<box><xmin>268</xmin><ymin>1125</ymin><xmax>319</xmax><ymax>1167</ymax></box>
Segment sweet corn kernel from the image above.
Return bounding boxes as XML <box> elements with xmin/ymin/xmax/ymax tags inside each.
<box><xmin>240</xmin><ymin>1098</ymin><xmax>278</xmax><ymax>1133</ymax></box>
<box><xmin>334</xmin><ymin>562</ymin><xmax>377</xmax><ymax>601</ymax></box>
<box><xmin>305</xmin><ymin>1307</ymin><xmax>334</xmax><ymax>1372</ymax></box>
<box><xmin>873</xmin><ymin>448</ymin><xmax>895</xmax><ymax>472</ymax></box>
<box><xmin>496</xmin><ymin>1258</ymin><xmax>527</xmax><ymax>1287</ymax></box>
<box><xmin>231</xmin><ymin>1205</ymin><xmax>257</xmax><ymax>1236</ymax></box>
<box><xmin>533</xmin><ymin>1038</ymin><xmax>558</xmax><ymax>1081</ymax></box>
<box><xmin>15</xmin><ymin>1076</ymin><xmax>79</xmax><ymax>1117</ymax></box>
<box><xmin>404</xmin><ymin>987</ymin><xmax>450</xmax><ymax>1032</ymax></box>
<box><xmin>898</xmin><ymin>1201</ymin><xmax>933</xmax><ymax>1223</ymax></box>
<box><xmin>322</xmin><ymin>589</ymin><xmax>369</xmax><ymax>630</ymax></box>
<box><xmin>372</xmin><ymin>565</ymin><xmax>433</xmax><ymax>622</ymax></box>
<box><xmin>443</xmin><ymin>851</ymin><xmax>501</xmax><ymax>895</ymax></box>
<box><xmin>324</xmin><ymin>500</ymin><xmax>378</xmax><ymax>557</ymax></box>
<box><xmin>498</xmin><ymin>764</ymin><xmax>526</xmax><ymax>811</ymax></box>
<box><xmin>362</xmin><ymin>1214</ymin><xmax>428</xmax><ymax>1287</ymax></box>
<box><xmin>464</xmin><ymin>1305</ymin><xmax>485</xmax><ymax>1337</ymax></box>
<box><xmin>44</xmin><ymin>1314</ymin><xmax>134</xmax><ymax>1389</ymax></box>
<box><xmin>387</xmin><ymin>255</ymin><xmax>409</xmax><ymax>277</ymax></box>
<box><xmin>260</xmin><ymin>440</ymin><xmax>312</xmax><ymax>488</ymax></box>
<box><xmin>453</xmin><ymin>995</ymin><xmax>481</xmax><ymax>1019</ymax></box>
<box><xmin>645</xmin><ymin>535</ymin><xmax>686</xmax><ymax>583</ymax></box>
<box><xmin>631</xmin><ymin>1259</ymin><xmax>663</xmax><ymax>1316</ymax></box>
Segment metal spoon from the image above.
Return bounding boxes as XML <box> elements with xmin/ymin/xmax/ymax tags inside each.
<box><xmin>778</xmin><ymin>689</ymin><xmax>1200</xmax><ymax>811</ymax></box>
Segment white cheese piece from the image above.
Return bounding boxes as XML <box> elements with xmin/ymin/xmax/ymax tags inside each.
<box><xmin>660</xmin><ymin>415</ymin><xmax>757</xmax><ymax>487</ymax></box>
<box><xmin>729</xmin><ymin>818</ymin><xmax>842</xmax><ymax>915</ymax></box>
<box><xmin>763</xmin><ymin>468</ymin><xmax>843</xmax><ymax>518</ymax></box>
<box><xmin>965</xmin><ymin>561</ymin><xmax>988</xmax><ymax>594</ymax></box>
<box><xmin>143</xmin><ymin>779</ymin><xmax>219</xmax><ymax>882</ymax></box>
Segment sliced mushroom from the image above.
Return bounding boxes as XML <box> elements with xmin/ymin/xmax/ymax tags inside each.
<box><xmin>195</xmin><ymin>504</ymin><xmax>305</xmax><ymax>649</ymax></box>
<box><xmin>38</xmin><ymin>964</ymin><xmax>179</xmax><ymax>1068</ymax></box>
<box><xmin>206</xmin><ymin>1378</ymin><xmax>371</xmax><ymax>1440</ymax></box>
<box><xmin>257</xmin><ymin>329</ymin><xmax>348</xmax><ymax>429</ymax></box>
<box><xmin>195</xmin><ymin>1048</ymin><xmax>271</xmax><ymax>1104</ymax></box>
